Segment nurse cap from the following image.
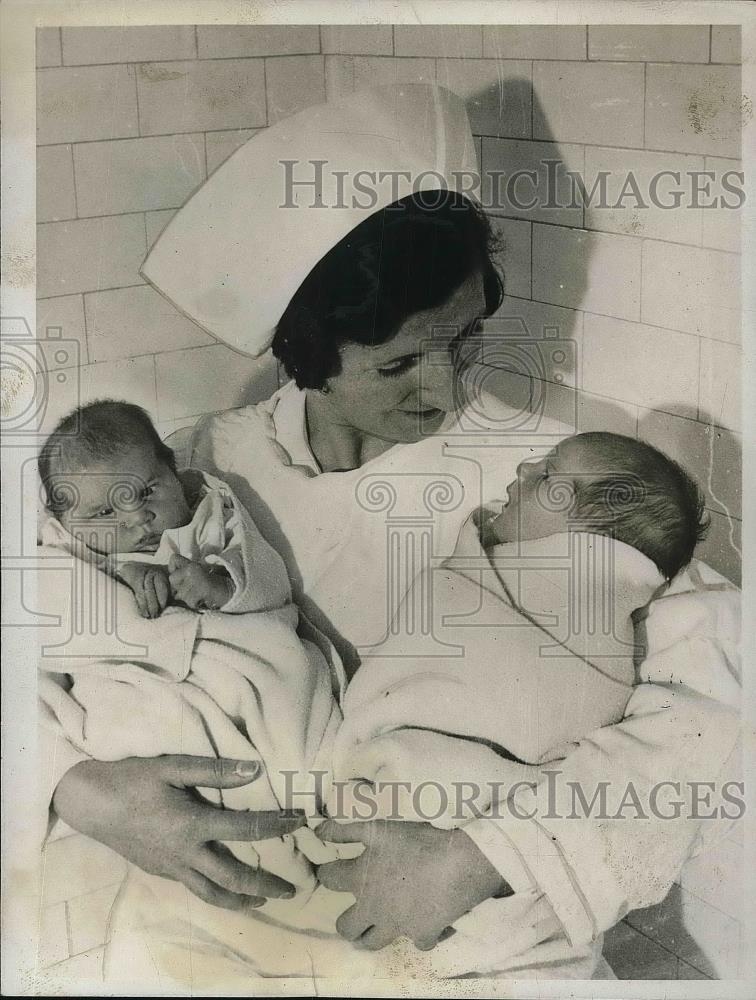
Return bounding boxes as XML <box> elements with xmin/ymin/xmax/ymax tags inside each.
<box><xmin>140</xmin><ymin>83</ymin><xmax>480</xmax><ymax>358</ymax></box>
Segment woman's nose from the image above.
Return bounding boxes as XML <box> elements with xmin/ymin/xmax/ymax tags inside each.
<box><xmin>419</xmin><ymin>354</ymin><xmax>456</xmax><ymax>410</ymax></box>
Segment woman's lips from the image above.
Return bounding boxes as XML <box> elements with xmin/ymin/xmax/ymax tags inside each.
<box><xmin>399</xmin><ymin>406</ymin><xmax>443</xmax><ymax>418</ymax></box>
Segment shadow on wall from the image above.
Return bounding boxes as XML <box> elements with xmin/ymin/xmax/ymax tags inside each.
<box><xmin>459</xmin><ymin>74</ymin><xmax>739</xmax><ymax>584</ymax></box>
<box><xmin>638</xmin><ymin>405</ymin><xmax>742</xmax><ymax>585</ymax></box>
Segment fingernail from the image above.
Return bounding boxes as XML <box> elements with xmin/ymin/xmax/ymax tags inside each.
<box><xmin>281</xmin><ymin>890</ymin><xmax>296</xmax><ymax>900</ymax></box>
<box><xmin>235</xmin><ymin>760</ymin><xmax>260</xmax><ymax>778</ymax></box>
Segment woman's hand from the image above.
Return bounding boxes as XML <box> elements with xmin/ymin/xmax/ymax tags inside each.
<box><xmin>53</xmin><ymin>755</ymin><xmax>306</xmax><ymax>910</ymax></box>
<box><xmin>317</xmin><ymin>819</ymin><xmax>511</xmax><ymax>951</ymax></box>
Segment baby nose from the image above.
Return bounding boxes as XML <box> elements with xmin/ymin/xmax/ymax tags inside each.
<box><xmin>120</xmin><ymin>507</ymin><xmax>154</xmax><ymax>529</ymax></box>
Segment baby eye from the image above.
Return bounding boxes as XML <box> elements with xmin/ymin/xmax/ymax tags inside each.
<box><xmin>140</xmin><ymin>484</ymin><xmax>156</xmax><ymax>499</ymax></box>
<box><xmin>94</xmin><ymin>506</ymin><xmax>114</xmax><ymax>518</ymax></box>
<box><xmin>378</xmin><ymin>356</ymin><xmax>418</xmax><ymax>379</ymax></box>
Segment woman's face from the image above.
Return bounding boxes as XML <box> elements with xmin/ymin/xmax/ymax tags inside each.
<box><xmin>320</xmin><ymin>272</ymin><xmax>487</xmax><ymax>444</ymax></box>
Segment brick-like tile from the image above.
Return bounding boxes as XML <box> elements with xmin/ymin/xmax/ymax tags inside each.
<box><xmin>354</xmin><ymin>55</ymin><xmax>436</xmax><ymax>90</ymax></box>
<box><xmin>264</xmin><ymin>55</ymin><xmax>326</xmax><ymax>125</ymax></box>
<box><xmin>205</xmin><ymin>128</ymin><xmax>262</xmax><ymax>174</ymax></box>
<box><xmin>137</xmin><ymin>59</ymin><xmax>266</xmax><ymax>135</ymax></box>
<box><xmin>67</xmin><ymin>883</ymin><xmax>122</xmax><ymax>956</ymax></box>
<box><xmin>583</xmin><ymin>146</ymin><xmax>704</xmax><ymax>245</ymax></box>
<box><xmin>624</xmin><ymin>888</ymin><xmax>717</xmax><ymax>977</ymax></box>
<box><xmin>699</xmin><ymin>337</ymin><xmax>742</xmax><ymax>432</ymax></box>
<box><xmin>677</xmin><ymin>958</ymin><xmax>712</xmax><ymax>979</ymax></box>
<box><xmin>533</xmin><ymin>225</ymin><xmax>641</xmax><ymax>320</ymax></box>
<box><xmin>394</xmin><ymin>25</ymin><xmax>482</xmax><ymax>58</ymax></box>
<box><xmin>642</xmin><ymin>241</ymin><xmax>740</xmax><ymax>343</ymax></box>
<box><xmin>576</xmin><ymin>389</ymin><xmax>638</xmax><ymax>438</ymax></box>
<box><xmin>37</xmin><ymin>65</ymin><xmax>139</xmax><ymax>145</ymax></box>
<box><xmin>37</xmin><ymin>28</ymin><xmax>62</xmax><ymax>68</ymax></box>
<box><xmin>155</xmin><ymin>344</ymin><xmax>279</xmax><ymax>421</ymax></box>
<box><xmin>680</xmin><ymin>838</ymin><xmax>743</xmax><ymax>923</ymax></box>
<box><xmin>73</xmin><ymin>134</ymin><xmax>206</xmax><ymax>217</ymax></box>
<box><xmin>321</xmin><ymin>26</ymin><xmax>393</xmax><ymax>56</ymax></box>
<box><xmin>490</xmin><ymin>217</ymin><xmax>531</xmax><ymax>299</ymax></box>
<box><xmin>533</xmin><ymin>61</ymin><xmax>644</xmax><ymax>147</ymax></box>
<box><xmin>38</xmin><ymin>902</ymin><xmax>69</xmax><ymax>968</ymax></box>
<box><xmin>40</xmin><ymin>354</ymin><xmax>158</xmax><ymax>434</ymax></box>
<box><xmin>483</xmin><ymin>26</ymin><xmax>586</xmax><ymax>61</ymax></box>
<box><xmin>37</xmin><ymin>215</ymin><xmax>146</xmax><ymax>298</ymax></box>
<box><xmin>645</xmin><ymin>64</ymin><xmax>742</xmax><ymax>158</ymax></box>
<box><xmin>37</xmin><ymin>295</ymin><xmax>88</xmax><ymax>369</ymax></box>
<box><xmin>197</xmin><ymin>26</ymin><xmax>319</xmax><ymax>59</ymax></box>
<box><xmin>588</xmin><ymin>25</ymin><xmax>709</xmax><ymax>63</ymax></box>
<box><xmin>37</xmin><ymin>145</ymin><xmax>76</xmax><ymax>223</ymax></box>
<box><xmin>480</xmin><ymin>138</ymin><xmax>584</xmax><ymax>226</ymax></box>
<box><xmin>602</xmin><ymin>919</ymin><xmax>679</xmax><ymax>979</ymax></box>
<box><xmin>491</xmin><ymin>293</ymin><xmax>583</xmax><ymax>341</ymax></box>
<box><xmin>85</xmin><ymin>285</ymin><xmax>213</xmax><ymax>362</ymax></box>
<box><xmin>680</xmin><ymin>884</ymin><xmax>744</xmax><ymax>975</ymax></box>
<box><xmin>711</xmin><ymin>26</ymin><xmax>741</xmax><ymax>64</ymax></box>
<box><xmin>324</xmin><ymin>55</ymin><xmax>355</xmax><ymax>99</ymax></box>
<box><xmin>638</xmin><ymin>409</ymin><xmax>741</xmax><ymax>519</ymax></box>
<box><xmin>436</xmin><ymin>59</ymin><xmax>531</xmax><ymax>139</ymax></box>
<box><xmin>695</xmin><ymin>509</ymin><xmax>742</xmax><ymax>586</ymax></box>
<box><xmin>582</xmin><ymin>313</ymin><xmax>698</xmax><ymax>413</ymax></box>
<box><xmin>702</xmin><ymin>156</ymin><xmax>742</xmax><ymax>252</ymax></box>
<box><xmin>41</xmin><ymin>834</ymin><xmax>128</xmax><ymax>908</ymax></box>
<box><xmin>145</xmin><ymin>209</ymin><xmax>177</xmax><ymax>248</ymax></box>
<box><xmin>61</xmin><ymin>26</ymin><xmax>197</xmax><ymax>65</ymax></box>
<box><xmin>486</xmin><ymin>295</ymin><xmax>583</xmax><ymax>387</ymax></box>
<box><xmin>462</xmin><ymin>365</ymin><xmax>578</xmax><ymax>435</ymax></box>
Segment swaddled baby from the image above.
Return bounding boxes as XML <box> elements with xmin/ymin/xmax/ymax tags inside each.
<box><xmin>38</xmin><ymin>400</ymin><xmax>345</xmax><ymax>904</ymax></box>
<box><xmin>330</xmin><ymin>431</ymin><xmax>709</xmax><ymax>824</ymax></box>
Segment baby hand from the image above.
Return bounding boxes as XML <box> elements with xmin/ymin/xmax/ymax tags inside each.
<box><xmin>117</xmin><ymin>562</ymin><xmax>171</xmax><ymax>619</ymax></box>
<box><xmin>168</xmin><ymin>554</ymin><xmax>233</xmax><ymax>611</ymax></box>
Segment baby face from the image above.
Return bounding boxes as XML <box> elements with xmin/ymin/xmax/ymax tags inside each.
<box><xmin>485</xmin><ymin>436</ymin><xmax>601</xmax><ymax>545</ymax></box>
<box><xmin>56</xmin><ymin>445</ymin><xmax>191</xmax><ymax>554</ymax></box>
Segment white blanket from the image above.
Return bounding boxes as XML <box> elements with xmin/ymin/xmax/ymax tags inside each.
<box><xmin>330</xmin><ymin>522</ymin><xmax>666</xmax><ymax>825</ymax></box>
<box><xmin>38</xmin><ymin>474</ymin><xmax>345</xmax><ymax>899</ymax></box>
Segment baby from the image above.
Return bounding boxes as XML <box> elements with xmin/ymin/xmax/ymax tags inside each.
<box><xmin>479</xmin><ymin>430</ymin><xmax>709</xmax><ymax>580</ymax></box>
<box><xmin>331</xmin><ymin>431</ymin><xmax>710</xmax><ymax>816</ymax></box>
<box><xmin>38</xmin><ymin>400</ymin><xmax>289</xmax><ymax>618</ymax></box>
<box><xmin>38</xmin><ymin>399</ymin><xmax>344</xmax><ymax>908</ymax></box>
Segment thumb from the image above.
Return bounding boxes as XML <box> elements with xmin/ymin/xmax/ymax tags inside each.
<box><xmin>317</xmin><ymin>819</ymin><xmax>372</xmax><ymax>845</ymax></box>
<box><xmin>162</xmin><ymin>755</ymin><xmax>265</xmax><ymax>790</ymax></box>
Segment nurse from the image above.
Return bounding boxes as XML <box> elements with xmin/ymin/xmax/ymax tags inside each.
<box><xmin>46</xmin><ymin>84</ymin><xmax>740</xmax><ymax>981</ymax></box>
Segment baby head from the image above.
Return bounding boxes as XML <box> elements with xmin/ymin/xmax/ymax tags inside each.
<box><xmin>39</xmin><ymin>400</ymin><xmax>191</xmax><ymax>555</ymax></box>
<box><xmin>486</xmin><ymin>432</ymin><xmax>709</xmax><ymax>581</ymax></box>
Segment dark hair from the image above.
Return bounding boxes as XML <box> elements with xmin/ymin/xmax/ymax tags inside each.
<box><xmin>566</xmin><ymin>432</ymin><xmax>709</xmax><ymax>581</ymax></box>
<box><xmin>39</xmin><ymin>400</ymin><xmax>176</xmax><ymax>514</ymax></box>
<box><xmin>271</xmin><ymin>191</ymin><xmax>504</xmax><ymax>390</ymax></box>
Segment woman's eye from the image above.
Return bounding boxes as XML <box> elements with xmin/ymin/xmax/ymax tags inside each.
<box><xmin>378</xmin><ymin>356</ymin><xmax>417</xmax><ymax>379</ymax></box>
<box><xmin>95</xmin><ymin>507</ymin><xmax>114</xmax><ymax>518</ymax></box>
<box><xmin>141</xmin><ymin>484</ymin><xmax>156</xmax><ymax>499</ymax></box>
